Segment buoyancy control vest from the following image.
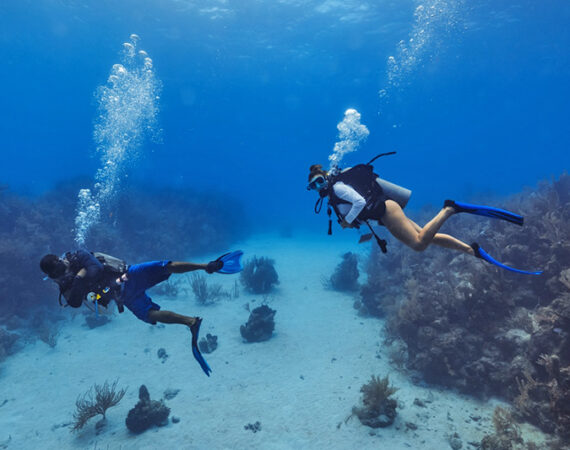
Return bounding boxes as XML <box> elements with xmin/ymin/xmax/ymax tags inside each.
<box><xmin>54</xmin><ymin>251</ymin><xmax>128</xmax><ymax>312</ymax></box>
<box><xmin>327</xmin><ymin>163</ymin><xmax>386</xmax><ymax>223</ymax></box>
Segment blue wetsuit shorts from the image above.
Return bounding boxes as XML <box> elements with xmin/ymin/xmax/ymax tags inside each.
<box><xmin>121</xmin><ymin>260</ymin><xmax>171</xmax><ymax>324</ymax></box>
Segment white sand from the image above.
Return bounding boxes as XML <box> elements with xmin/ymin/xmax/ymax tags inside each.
<box><xmin>0</xmin><ymin>233</ymin><xmax>547</xmax><ymax>449</ymax></box>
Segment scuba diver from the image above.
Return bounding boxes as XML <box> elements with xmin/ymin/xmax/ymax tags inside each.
<box><xmin>40</xmin><ymin>249</ymin><xmax>244</xmax><ymax>376</ymax></box>
<box><xmin>307</xmin><ymin>153</ymin><xmax>541</xmax><ymax>275</ymax></box>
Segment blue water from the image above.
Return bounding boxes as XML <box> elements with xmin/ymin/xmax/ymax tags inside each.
<box><xmin>1</xmin><ymin>0</ymin><xmax>569</xmax><ymax>232</ymax></box>
<box><xmin>1</xmin><ymin>2</ymin><xmax>569</xmax><ymax>447</ymax></box>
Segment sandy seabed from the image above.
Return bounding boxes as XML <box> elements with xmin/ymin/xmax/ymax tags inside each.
<box><xmin>0</xmin><ymin>233</ymin><xmax>547</xmax><ymax>449</ymax></box>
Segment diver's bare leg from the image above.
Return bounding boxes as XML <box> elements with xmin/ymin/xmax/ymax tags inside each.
<box><xmin>148</xmin><ymin>310</ymin><xmax>197</xmax><ymax>327</ymax></box>
<box><xmin>166</xmin><ymin>262</ymin><xmax>207</xmax><ymax>274</ymax></box>
<box><xmin>381</xmin><ymin>199</ymin><xmax>457</xmax><ymax>252</ymax></box>
<box><xmin>408</xmin><ymin>219</ymin><xmax>473</xmax><ymax>254</ymax></box>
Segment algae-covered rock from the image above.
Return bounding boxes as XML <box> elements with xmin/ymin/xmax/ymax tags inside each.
<box><xmin>125</xmin><ymin>385</ymin><xmax>170</xmax><ymax>434</ymax></box>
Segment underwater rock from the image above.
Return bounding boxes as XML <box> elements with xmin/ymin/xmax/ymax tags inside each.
<box><xmin>448</xmin><ymin>432</ymin><xmax>463</xmax><ymax>450</ymax></box>
<box><xmin>163</xmin><ymin>388</ymin><xmax>180</xmax><ymax>400</ymax></box>
<box><xmin>413</xmin><ymin>398</ymin><xmax>426</xmax><ymax>408</ymax></box>
<box><xmin>240</xmin><ymin>305</ymin><xmax>276</xmax><ymax>343</ymax></box>
<box><xmin>157</xmin><ymin>348</ymin><xmax>168</xmax><ymax>363</ymax></box>
<box><xmin>244</xmin><ymin>421</ymin><xmax>261</xmax><ymax>433</ymax></box>
<box><xmin>198</xmin><ymin>333</ymin><xmax>218</xmax><ymax>354</ymax></box>
<box><xmin>125</xmin><ymin>385</ymin><xmax>170</xmax><ymax>434</ymax></box>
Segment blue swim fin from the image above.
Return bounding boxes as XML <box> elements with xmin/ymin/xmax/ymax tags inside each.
<box><xmin>445</xmin><ymin>200</ymin><xmax>524</xmax><ymax>226</ymax></box>
<box><xmin>215</xmin><ymin>250</ymin><xmax>244</xmax><ymax>274</ymax></box>
<box><xmin>190</xmin><ymin>318</ymin><xmax>212</xmax><ymax>376</ymax></box>
<box><xmin>471</xmin><ymin>243</ymin><xmax>542</xmax><ymax>276</ymax></box>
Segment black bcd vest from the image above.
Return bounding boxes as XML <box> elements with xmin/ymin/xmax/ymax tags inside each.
<box><xmin>328</xmin><ymin>164</ymin><xmax>386</xmax><ymax>222</ymax></box>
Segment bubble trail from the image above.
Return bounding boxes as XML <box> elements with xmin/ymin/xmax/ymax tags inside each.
<box><xmin>378</xmin><ymin>0</ymin><xmax>462</xmax><ymax>106</ymax></box>
<box><xmin>328</xmin><ymin>108</ymin><xmax>370</xmax><ymax>174</ymax></box>
<box><xmin>74</xmin><ymin>34</ymin><xmax>161</xmax><ymax>246</ymax></box>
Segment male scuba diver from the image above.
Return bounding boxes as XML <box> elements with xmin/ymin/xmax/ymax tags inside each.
<box><xmin>40</xmin><ymin>249</ymin><xmax>244</xmax><ymax>376</ymax></box>
<box><xmin>307</xmin><ymin>153</ymin><xmax>541</xmax><ymax>275</ymax></box>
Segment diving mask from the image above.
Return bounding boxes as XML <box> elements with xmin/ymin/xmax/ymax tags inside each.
<box><xmin>307</xmin><ymin>174</ymin><xmax>328</xmax><ymax>191</ymax></box>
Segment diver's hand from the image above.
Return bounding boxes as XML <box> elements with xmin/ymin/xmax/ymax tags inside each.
<box><xmin>340</xmin><ymin>219</ymin><xmax>357</xmax><ymax>229</ymax></box>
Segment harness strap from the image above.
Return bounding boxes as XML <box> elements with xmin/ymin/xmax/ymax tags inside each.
<box><xmin>314</xmin><ymin>196</ymin><xmax>324</xmax><ymax>214</ymax></box>
<box><xmin>364</xmin><ymin>220</ymin><xmax>388</xmax><ymax>253</ymax></box>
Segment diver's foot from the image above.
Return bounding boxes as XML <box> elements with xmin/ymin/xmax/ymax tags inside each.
<box><xmin>470</xmin><ymin>243</ymin><xmax>482</xmax><ymax>259</ymax></box>
<box><xmin>189</xmin><ymin>317</ymin><xmax>202</xmax><ymax>334</ymax></box>
<box><xmin>443</xmin><ymin>199</ymin><xmax>457</xmax><ymax>214</ymax></box>
<box><xmin>187</xmin><ymin>316</ymin><xmax>200</xmax><ymax>328</ymax></box>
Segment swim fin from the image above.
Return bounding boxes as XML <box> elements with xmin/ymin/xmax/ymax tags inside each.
<box><xmin>471</xmin><ymin>243</ymin><xmax>542</xmax><ymax>276</ymax></box>
<box><xmin>190</xmin><ymin>317</ymin><xmax>212</xmax><ymax>376</ymax></box>
<box><xmin>445</xmin><ymin>200</ymin><xmax>524</xmax><ymax>226</ymax></box>
<box><xmin>214</xmin><ymin>250</ymin><xmax>244</xmax><ymax>274</ymax></box>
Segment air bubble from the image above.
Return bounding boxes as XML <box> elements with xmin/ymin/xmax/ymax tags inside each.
<box><xmin>75</xmin><ymin>35</ymin><xmax>161</xmax><ymax>246</ymax></box>
<box><xmin>328</xmin><ymin>109</ymin><xmax>369</xmax><ymax>173</ymax></box>
<box><xmin>112</xmin><ymin>64</ymin><xmax>127</xmax><ymax>76</ymax></box>
<box><xmin>378</xmin><ymin>0</ymin><xmax>462</xmax><ymax>105</ymax></box>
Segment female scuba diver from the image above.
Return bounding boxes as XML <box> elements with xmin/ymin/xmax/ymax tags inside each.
<box><xmin>307</xmin><ymin>156</ymin><xmax>542</xmax><ymax>275</ymax></box>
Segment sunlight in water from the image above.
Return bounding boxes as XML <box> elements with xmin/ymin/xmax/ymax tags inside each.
<box><xmin>74</xmin><ymin>34</ymin><xmax>162</xmax><ymax>246</ymax></box>
<box><xmin>328</xmin><ymin>108</ymin><xmax>369</xmax><ymax>174</ymax></box>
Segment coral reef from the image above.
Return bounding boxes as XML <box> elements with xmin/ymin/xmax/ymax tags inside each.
<box><xmin>478</xmin><ymin>406</ymin><xmax>543</xmax><ymax>450</ymax></box>
<box><xmin>240</xmin><ymin>305</ymin><xmax>276</xmax><ymax>342</ymax></box>
<box><xmin>241</xmin><ymin>256</ymin><xmax>279</xmax><ymax>294</ymax></box>
<box><xmin>361</xmin><ymin>174</ymin><xmax>570</xmax><ymax>442</ymax></box>
<box><xmin>71</xmin><ymin>379</ymin><xmax>127</xmax><ymax>432</ymax></box>
<box><xmin>352</xmin><ymin>375</ymin><xmax>399</xmax><ymax>428</ymax></box>
<box><xmin>125</xmin><ymin>385</ymin><xmax>170</xmax><ymax>434</ymax></box>
<box><xmin>198</xmin><ymin>333</ymin><xmax>218</xmax><ymax>354</ymax></box>
<box><xmin>328</xmin><ymin>252</ymin><xmax>359</xmax><ymax>292</ymax></box>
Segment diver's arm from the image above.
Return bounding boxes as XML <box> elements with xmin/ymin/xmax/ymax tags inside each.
<box><xmin>333</xmin><ymin>182</ymin><xmax>366</xmax><ymax>224</ymax></box>
<box><xmin>67</xmin><ymin>250</ymin><xmax>104</xmax><ymax>307</ymax></box>
<box><xmin>74</xmin><ymin>250</ymin><xmax>103</xmax><ymax>279</ymax></box>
